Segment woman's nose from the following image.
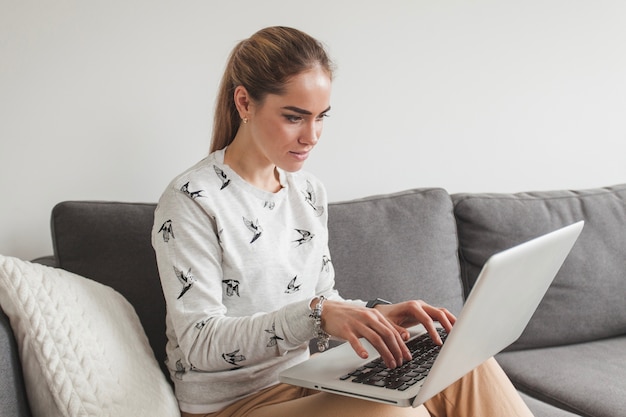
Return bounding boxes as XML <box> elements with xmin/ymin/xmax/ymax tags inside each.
<box><xmin>300</xmin><ymin>122</ymin><xmax>320</xmax><ymax>145</ymax></box>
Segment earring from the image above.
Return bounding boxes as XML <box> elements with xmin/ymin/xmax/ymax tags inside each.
<box><xmin>242</xmin><ymin>117</ymin><xmax>248</xmax><ymax>124</ymax></box>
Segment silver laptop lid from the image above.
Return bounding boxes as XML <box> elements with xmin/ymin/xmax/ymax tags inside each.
<box><xmin>279</xmin><ymin>221</ymin><xmax>584</xmax><ymax>408</ymax></box>
<box><xmin>414</xmin><ymin>220</ymin><xmax>584</xmax><ymax>405</ymax></box>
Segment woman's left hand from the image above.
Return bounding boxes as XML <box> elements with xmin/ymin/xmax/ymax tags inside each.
<box><xmin>373</xmin><ymin>300</ymin><xmax>456</xmax><ymax>345</ymax></box>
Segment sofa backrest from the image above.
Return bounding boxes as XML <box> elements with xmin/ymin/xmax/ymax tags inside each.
<box><xmin>50</xmin><ymin>188</ymin><xmax>466</xmax><ymax>379</ymax></box>
<box><xmin>51</xmin><ymin>201</ymin><xmax>168</xmax><ymax>378</ymax></box>
<box><xmin>453</xmin><ymin>184</ymin><xmax>626</xmax><ymax>350</ymax></box>
<box><xmin>328</xmin><ymin>188</ymin><xmax>464</xmax><ymax>315</ymax></box>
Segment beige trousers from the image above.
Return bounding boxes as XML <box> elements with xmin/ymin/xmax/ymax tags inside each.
<box><xmin>183</xmin><ymin>358</ymin><xmax>533</xmax><ymax>417</ymax></box>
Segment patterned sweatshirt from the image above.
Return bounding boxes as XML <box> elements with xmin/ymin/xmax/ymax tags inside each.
<box><xmin>152</xmin><ymin>149</ymin><xmax>357</xmax><ymax>413</ymax></box>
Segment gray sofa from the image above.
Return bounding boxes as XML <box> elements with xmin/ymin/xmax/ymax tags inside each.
<box><xmin>1</xmin><ymin>183</ymin><xmax>625</xmax><ymax>417</ymax></box>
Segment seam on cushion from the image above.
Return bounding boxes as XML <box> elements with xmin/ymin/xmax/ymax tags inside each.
<box><xmin>330</xmin><ymin>188</ymin><xmax>449</xmax><ymax>207</ymax></box>
<box><xmin>444</xmin><ymin>207</ymin><xmax>465</xmax><ymax>304</ymax></box>
<box><xmin>513</xmin><ymin>379</ymin><xmax>590</xmax><ymax>417</ymax></box>
<box><xmin>452</xmin><ymin>184</ymin><xmax>626</xmax><ymax>213</ymax></box>
<box><xmin>50</xmin><ymin>203</ymin><xmax>62</xmax><ymax>269</ymax></box>
<box><xmin>456</xmin><ymin>244</ymin><xmax>472</xmax><ymax>299</ymax></box>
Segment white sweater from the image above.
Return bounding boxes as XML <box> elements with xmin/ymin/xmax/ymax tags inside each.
<box><xmin>152</xmin><ymin>149</ymin><xmax>349</xmax><ymax>413</ymax></box>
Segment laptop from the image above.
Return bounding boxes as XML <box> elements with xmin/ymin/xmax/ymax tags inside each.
<box><xmin>279</xmin><ymin>221</ymin><xmax>584</xmax><ymax>407</ymax></box>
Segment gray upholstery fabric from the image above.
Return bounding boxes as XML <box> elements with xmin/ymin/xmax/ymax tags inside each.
<box><xmin>518</xmin><ymin>392</ymin><xmax>582</xmax><ymax>417</ymax></box>
<box><xmin>497</xmin><ymin>336</ymin><xmax>626</xmax><ymax>417</ymax></box>
<box><xmin>0</xmin><ymin>307</ymin><xmax>32</xmax><ymax>417</ymax></box>
<box><xmin>33</xmin><ymin>187</ymin><xmax>622</xmax><ymax>417</ymax></box>
<box><xmin>49</xmin><ymin>191</ymin><xmax>465</xmax><ymax>383</ymax></box>
<box><xmin>30</xmin><ymin>255</ymin><xmax>57</xmax><ymax>267</ymax></box>
<box><xmin>453</xmin><ymin>184</ymin><xmax>626</xmax><ymax>349</ymax></box>
<box><xmin>50</xmin><ymin>201</ymin><xmax>167</xmax><ymax>378</ymax></box>
<box><xmin>328</xmin><ymin>188</ymin><xmax>464</xmax><ymax>315</ymax></box>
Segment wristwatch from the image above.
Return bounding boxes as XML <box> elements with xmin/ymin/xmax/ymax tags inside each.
<box><xmin>366</xmin><ymin>298</ymin><xmax>392</xmax><ymax>308</ymax></box>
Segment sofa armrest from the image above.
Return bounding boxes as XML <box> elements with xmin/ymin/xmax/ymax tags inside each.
<box><xmin>0</xmin><ymin>307</ymin><xmax>33</xmax><ymax>417</ymax></box>
<box><xmin>31</xmin><ymin>256</ymin><xmax>57</xmax><ymax>268</ymax></box>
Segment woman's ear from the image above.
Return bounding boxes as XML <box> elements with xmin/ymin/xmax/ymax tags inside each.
<box><xmin>233</xmin><ymin>85</ymin><xmax>252</xmax><ymax>121</ymax></box>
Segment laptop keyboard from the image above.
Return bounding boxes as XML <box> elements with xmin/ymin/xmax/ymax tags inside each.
<box><xmin>339</xmin><ymin>328</ymin><xmax>448</xmax><ymax>391</ymax></box>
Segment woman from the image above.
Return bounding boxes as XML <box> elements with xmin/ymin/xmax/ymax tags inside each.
<box><xmin>152</xmin><ymin>26</ymin><xmax>533</xmax><ymax>417</ymax></box>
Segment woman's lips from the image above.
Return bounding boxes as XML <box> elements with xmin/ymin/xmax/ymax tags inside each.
<box><xmin>290</xmin><ymin>150</ymin><xmax>309</xmax><ymax>161</ymax></box>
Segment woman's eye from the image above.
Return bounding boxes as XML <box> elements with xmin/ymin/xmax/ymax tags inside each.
<box><xmin>283</xmin><ymin>113</ymin><xmax>329</xmax><ymax>123</ymax></box>
<box><xmin>284</xmin><ymin>115</ymin><xmax>303</xmax><ymax>123</ymax></box>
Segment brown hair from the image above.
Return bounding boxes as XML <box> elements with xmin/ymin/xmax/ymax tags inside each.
<box><xmin>210</xmin><ymin>26</ymin><xmax>334</xmax><ymax>152</ymax></box>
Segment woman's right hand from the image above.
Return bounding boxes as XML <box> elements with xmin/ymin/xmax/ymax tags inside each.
<box><xmin>317</xmin><ymin>299</ymin><xmax>413</xmax><ymax>369</ymax></box>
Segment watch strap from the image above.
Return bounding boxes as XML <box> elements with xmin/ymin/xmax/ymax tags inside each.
<box><xmin>366</xmin><ymin>298</ymin><xmax>392</xmax><ymax>308</ymax></box>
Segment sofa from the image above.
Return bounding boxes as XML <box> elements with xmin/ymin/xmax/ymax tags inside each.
<box><xmin>1</xmin><ymin>183</ymin><xmax>625</xmax><ymax>417</ymax></box>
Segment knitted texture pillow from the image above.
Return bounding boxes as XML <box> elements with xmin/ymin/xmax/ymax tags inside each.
<box><xmin>0</xmin><ymin>255</ymin><xmax>180</xmax><ymax>417</ymax></box>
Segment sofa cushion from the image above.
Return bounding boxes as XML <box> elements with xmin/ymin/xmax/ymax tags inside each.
<box><xmin>518</xmin><ymin>392</ymin><xmax>582</xmax><ymax>417</ymax></box>
<box><xmin>50</xmin><ymin>201</ymin><xmax>167</xmax><ymax>377</ymax></box>
<box><xmin>453</xmin><ymin>184</ymin><xmax>626</xmax><ymax>349</ymax></box>
<box><xmin>328</xmin><ymin>188</ymin><xmax>464</xmax><ymax>315</ymax></box>
<box><xmin>497</xmin><ymin>336</ymin><xmax>626</xmax><ymax>417</ymax></box>
<box><xmin>0</xmin><ymin>255</ymin><xmax>179</xmax><ymax>417</ymax></box>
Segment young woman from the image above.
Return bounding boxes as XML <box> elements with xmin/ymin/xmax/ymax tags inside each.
<box><xmin>152</xmin><ymin>26</ymin><xmax>533</xmax><ymax>417</ymax></box>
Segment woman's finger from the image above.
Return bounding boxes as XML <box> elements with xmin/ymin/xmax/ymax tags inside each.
<box><xmin>358</xmin><ymin>325</ymin><xmax>405</xmax><ymax>369</ymax></box>
<box><xmin>345</xmin><ymin>311</ymin><xmax>410</xmax><ymax>368</ymax></box>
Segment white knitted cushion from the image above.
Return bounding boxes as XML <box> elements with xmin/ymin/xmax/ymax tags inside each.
<box><xmin>0</xmin><ymin>255</ymin><xmax>180</xmax><ymax>417</ymax></box>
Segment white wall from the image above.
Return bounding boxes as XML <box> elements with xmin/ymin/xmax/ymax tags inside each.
<box><xmin>2</xmin><ymin>0</ymin><xmax>625</xmax><ymax>260</ymax></box>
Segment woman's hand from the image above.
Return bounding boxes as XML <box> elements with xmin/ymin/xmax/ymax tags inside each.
<box><xmin>319</xmin><ymin>300</ymin><xmax>411</xmax><ymax>369</ymax></box>
<box><xmin>374</xmin><ymin>300</ymin><xmax>456</xmax><ymax>345</ymax></box>
<box><xmin>317</xmin><ymin>299</ymin><xmax>456</xmax><ymax>369</ymax></box>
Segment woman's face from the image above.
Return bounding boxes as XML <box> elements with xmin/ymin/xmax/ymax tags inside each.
<box><xmin>247</xmin><ymin>66</ymin><xmax>332</xmax><ymax>172</ymax></box>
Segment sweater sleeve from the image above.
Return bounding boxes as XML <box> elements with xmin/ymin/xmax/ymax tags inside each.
<box><xmin>152</xmin><ymin>185</ymin><xmax>316</xmax><ymax>373</ymax></box>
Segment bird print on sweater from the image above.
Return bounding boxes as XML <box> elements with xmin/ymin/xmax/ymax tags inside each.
<box><xmin>222</xmin><ymin>279</ymin><xmax>240</xmax><ymax>297</ymax></box>
<box><xmin>175</xmin><ymin>359</ymin><xmax>186</xmax><ymax>380</ymax></box>
<box><xmin>213</xmin><ymin>165</ymin><xmax>231</xmax><ymax>190</ymax></box>
<box><xmin>285</xmin><ymin>276</ymin><xmax>301</xmax><ymax>294</ymax></box>
<box><xmin>222</xmin><ymin>349</ymin><xmax>246</xmax><ymax>369</ymax></box>
<box><xmin>158</xmin><ymin>219</ymin><xmax>175</xmax><ymax>242</ymax></box>
<box><xmin>293</xmin><ymin>228</ymin><xmax>314</xmax><ymax>246</ymax></box>
<box><xmin>265</xmin><ymin>322</ymin><xmax>284</xmax><ymax>347</ymax></box>
<box><xmin>195</xmin><ymin>319</ymin><xmax>208</xmax><ymax>330</ymax></box>
<box><xmin>302</xmin><ymin>180</ymin><xmax>324</xmax><ymax>216</ymax></box>
<box><xmin>321</xmin><ymin>255</ymin><xmax>332</xmax><ymax>273</ymax></box>
<box><xmin>173</xmin><ymin>266</ymin><xmax>196</xmax><ymax>299</ymax></box>
<box><xmin>180</xmin><ymin>182</ymin><xmax>205</xmax><ymax>199</ymax></box>
<box><xmin>243</xmin><ymin>216</ymin><xmax>263</xmax><ymax>243</ymax></box>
